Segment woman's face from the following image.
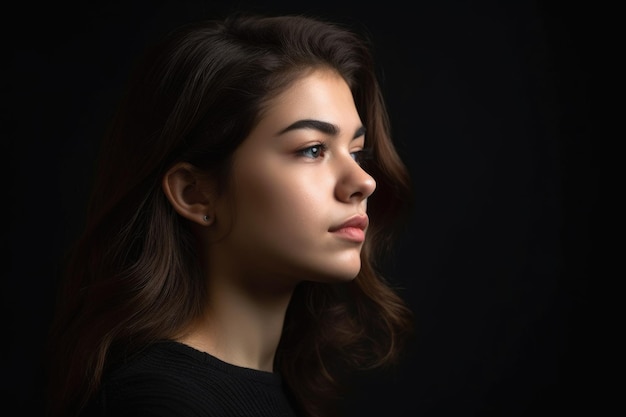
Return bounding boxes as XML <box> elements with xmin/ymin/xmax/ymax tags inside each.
<box><xmin>209</xmin><ymin>68</ymin><xmax>376</xmax><ymax>289</ymax></box>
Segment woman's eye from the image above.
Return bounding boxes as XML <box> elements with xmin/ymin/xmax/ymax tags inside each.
<box><xmin>298</xmin><ymin>144</ymin><xmax>326</xmax><ymax>159</ymax></box>
<box><xmin>350</xmin><ymin>148</ymin><xmax>372</xmax><ymax>166</ymax></box>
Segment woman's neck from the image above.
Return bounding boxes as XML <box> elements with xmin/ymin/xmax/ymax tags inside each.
<box><xmin>176</xmin><ymin>273</ymin><xmax>295</xmax><ymax>372</ymax></box>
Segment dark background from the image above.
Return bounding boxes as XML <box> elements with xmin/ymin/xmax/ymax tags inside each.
<box><xmin>3</xmin><ymin>0</ymin><xmax>598</xmax><ymax>416</ymax></box>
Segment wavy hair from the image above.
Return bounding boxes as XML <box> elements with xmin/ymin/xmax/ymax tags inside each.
<box><xmin>45</xmin><ymin>13</ymin><xmax>414</xmax><ymax>417</ymax></box>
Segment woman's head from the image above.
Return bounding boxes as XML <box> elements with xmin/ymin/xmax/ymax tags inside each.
<box><xmin>48</xmin><ymin>13</ymin><xmax>413</xmax><ymax>417</ymax></box>
<box><xmin>77</xmin><ymin>12</ymin><xmax>411</xmax><ymax>334</ymax></box>
<box><xmin>164</xmin><ymin>67</ymin><xmax>377</xmax><ymax>290</ymax></box>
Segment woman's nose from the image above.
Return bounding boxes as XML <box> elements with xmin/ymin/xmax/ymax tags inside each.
<box><xmin>334</xmin><ymin>156</ymin><xmax>376</xmax><ymax>203</ymax></box>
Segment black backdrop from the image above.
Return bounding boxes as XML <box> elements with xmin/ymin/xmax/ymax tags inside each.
<box><xmin>3</xmin><ymin>0</ymin><xmax>597</xmax><ymax>416</ymax></box>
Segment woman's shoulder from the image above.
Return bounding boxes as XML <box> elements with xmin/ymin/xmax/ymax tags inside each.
<box><xmin>106</xmin><ymin>340</ymin><xmax>212</xmax><ymax>383</ymax></box>
<box><xmin>82</xmin><ymin>341</ymin><xmax>213</xmax><ymax>416</ymax></box>
<box><xmin>82</xmin><ymin>340</ymin><xmax>298</xmax><ymax>417</ymax></box>
<box><xmin>108</xmin><ymin>340</ymin><xmax>283</xmax><ymax>385</ymax></box>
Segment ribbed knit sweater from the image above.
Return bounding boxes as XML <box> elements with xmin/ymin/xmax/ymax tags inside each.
<box><xmin>81</xmin><ymin>340</ymin><xmax>300</xmax><ymax>417</ymax></box>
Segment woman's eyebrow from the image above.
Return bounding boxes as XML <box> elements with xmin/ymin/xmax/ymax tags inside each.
<box><xmin>277</xmin><ymin>119</ymin><xmax>366</xmax><ymax>139</ymax></box>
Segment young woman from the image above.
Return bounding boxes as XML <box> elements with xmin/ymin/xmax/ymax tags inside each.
<box><xmin>45</xmin><ymin>12</ymin><xmax>414</xmax><ymax>417</ymax></box>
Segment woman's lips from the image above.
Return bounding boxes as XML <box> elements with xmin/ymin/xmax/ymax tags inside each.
<box><xmin>331</xmin><ymin>226</ymin><xmax>365</xmax><ymax>242</ymax></box>
<box><xmin>329</xmin><ymin>214</ymin><xmax>368</xmax><ymax>242</ymax></box>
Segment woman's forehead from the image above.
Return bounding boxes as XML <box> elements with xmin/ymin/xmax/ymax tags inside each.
<box><xmin>254</xmin><ymin>68</ymin><xmax>362</xmax><ymax>137</ymax></box>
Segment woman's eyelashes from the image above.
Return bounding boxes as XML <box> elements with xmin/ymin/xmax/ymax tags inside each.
<box><xmin>297</xmin><ymin>142</ymin><xmax>328</xmax><ymax>159</ymax></box>
<box><xmin>350</xmin><ymin>147</ymin><xmax>373</xmax><ymax>166</ymax></box>
<box><xmin>296</xmin><ymin>142</ymin><xmax>371</xmax><ymax>166</ymax></box>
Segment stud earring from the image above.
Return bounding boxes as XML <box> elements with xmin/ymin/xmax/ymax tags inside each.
<box><xmin>203</xmin><ymin>215</ymin><xmax>211</xmax><ymax>223</ymax></box>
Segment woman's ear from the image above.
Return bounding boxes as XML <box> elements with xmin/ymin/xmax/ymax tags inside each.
<box><xmin>162</xmin><ymin>162</ymin><xmax>216</xmax><ymax>226</ymax></box>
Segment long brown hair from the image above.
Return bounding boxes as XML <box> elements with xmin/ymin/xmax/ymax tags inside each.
<box><xmin>46</xmin><ymin>13</ymin><xmax>414</xmax><ymax>417</ymax></box>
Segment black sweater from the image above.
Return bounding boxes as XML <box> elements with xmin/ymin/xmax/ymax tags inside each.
<box><xmin>82</xmin><ymin>340</ymin><xmax>300</xmax><ymax>417</ymax></box>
